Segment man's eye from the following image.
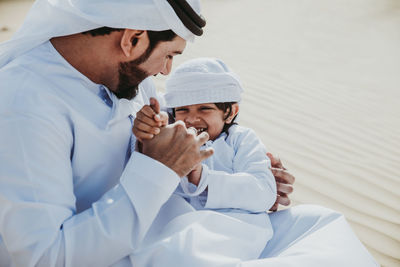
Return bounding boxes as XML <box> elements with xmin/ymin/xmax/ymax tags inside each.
<box><xmin>200</xmin><ymin>106</ymin><xmax>213</xmax><ymax>110</ymax></box>
<box><xmin>167</xmin><ymin>55</ymin><xmax>173</xmax><ymax>60</ymax></box>
<box><xmin>175</xmin><ymin>108</ymin><xmax>188</xmax><ymax>113</ymax></box>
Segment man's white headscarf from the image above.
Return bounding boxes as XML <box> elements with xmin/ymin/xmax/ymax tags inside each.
<box><xmin>0</xmin><ymin>0</ymin><xmax>204</xmax><ymax>68</ymax></box>
<box><xmin>164</xmin><ymin>58</ymin><xmax>244</xmax><ymax>108</ymax></box>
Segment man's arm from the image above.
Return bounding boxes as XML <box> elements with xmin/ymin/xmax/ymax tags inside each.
<box><xmin>0</xmin><ymin>108</ymin><xmax>182</xmax><ymax>266</ymax></box>
<box><xmin>0</xmin><ymin>108</ymin><xmax>212</xmax><ymax>267</ymax></box>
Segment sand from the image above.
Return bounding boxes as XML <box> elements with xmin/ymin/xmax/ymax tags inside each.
<box><xmin>1</xmin><ymin>0</ymin><xmax>399</xmax><ymax>266</ymax></box>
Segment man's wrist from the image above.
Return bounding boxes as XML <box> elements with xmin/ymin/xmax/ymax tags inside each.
<box><xmin>122</xmin><ymin>151</ymin><xmax>180</xmax><ymax>197</ymax></box>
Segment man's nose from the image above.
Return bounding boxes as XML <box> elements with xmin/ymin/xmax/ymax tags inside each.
<box><xmin>160</xmin><ymin>59</ymin><xmax>172</xmax><ymax>75</ymax></box>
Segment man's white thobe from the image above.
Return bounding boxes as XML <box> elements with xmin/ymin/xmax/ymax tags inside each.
<box><xmin>0</xmin><ymin>41</ymin><xmax>181</xmax><ymax>266</ymax></box>
<box><xmin>0</xmin><ymin>41</ymin><xmax>378</xmax><ymax>267</ymax></box>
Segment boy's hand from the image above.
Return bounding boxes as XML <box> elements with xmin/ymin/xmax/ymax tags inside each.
<box><xmin>132</xmin><ymin>97</ymin><xmax>168</xmax><ymax>142</ymax></box>
<box><xmin>187</xmin><ymin>163</ymin><xmax>202</xmax><ymax>186</ymax></box>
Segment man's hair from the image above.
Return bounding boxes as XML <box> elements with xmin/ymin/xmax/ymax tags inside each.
<box><xmin>170</xmin><ymin>102</ymin><xmax>238</xmax><ymax>136</ymax></box>
<box><xmin>82</xmin><ymin>27</ymin><xmax>177</xmax><ymax>50</ymax></box>
<box><xmin>82</xmin><ymin>27</ymin><xmax>122</xmax><ymax>36</ymax></box>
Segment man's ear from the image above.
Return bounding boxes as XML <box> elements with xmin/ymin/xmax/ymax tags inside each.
<box><xmin>225</xmin><ymin>103</ymin><xmax>239</xmax><ymax>123</ymax></box>
<box><xmin>120</xmin><ymin>29</ymin><xmax>149</xmax><ymax>59</ymax></box>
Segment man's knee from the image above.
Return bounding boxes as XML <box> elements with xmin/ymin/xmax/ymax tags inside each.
<box><xmin>269</xmin><ymin>204</ymin><xmax>343</xmax><ymax>236</ymax></box>
<box><xmin>262</xmin><ymin>204</ymin><xmax>344</xmax><ymax>257</ymax></box>
<box><xmin>289</xmin><ymin>204</ymin><xmax>342</xmax><ymax>221</ymax></box>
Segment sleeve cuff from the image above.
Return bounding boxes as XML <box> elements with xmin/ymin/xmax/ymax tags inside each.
<box><xmin>178</xmin><ymin>164</ymin><xmax>209</xmax><ymax>197</ymax></box>
<box><xmin>120</xmin><ymin>151</ymin><xmax>180</xmax><ymax>215</ymax></box>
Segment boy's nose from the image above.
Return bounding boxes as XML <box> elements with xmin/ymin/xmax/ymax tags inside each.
<box><xmin>185</xmin><ymin>116</ymin><xmax>200</xmax><ymax>125</ymax></box>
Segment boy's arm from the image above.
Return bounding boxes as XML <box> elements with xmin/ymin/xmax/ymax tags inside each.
<box><xmin>195</xmin><ymin>128</ymin><xmax>277</xmax><ymax>212</ymax></box>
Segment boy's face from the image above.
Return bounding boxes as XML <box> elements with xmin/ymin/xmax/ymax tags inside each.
<box><xmin>175</xmin><ymin>103</ymin><xmax>227</xmax><ymax>141</ymax></box>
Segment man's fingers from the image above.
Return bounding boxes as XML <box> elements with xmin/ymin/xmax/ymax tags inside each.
<box><xmin>267</xmin><ymin>152</ymin><xmax>286</xmax><ymax>170</ymax></box>
<box><xmin>277</xmin><ymin>183</ymin><xmax>293</xmax><ymax>194</ymax></box>
<box><xmin>197</xmin><ymin>131</ymin><xmax>210</xmax><ymax>145</ymax></box>
<box><xmin>269</xmin><ymin>202</ymin><xmax>279</xmax><ymax>212</ymax></box>
<box><xmin>200</xmin><ymin>147</ymin><xmax>214</xmax><ymax>161</ymax></box>
<box><xmin>187</xmin><ymin>127</ymin><xmax>198</xmax><ymax>137</ymax></box>
<box><xmin>277</xmin><ymin>193</ymin><xmax>291</xmax><ymax>206</ymax></box>
<box><xmin>150</xmin><ymin>97</ymin><xmax>161</xmax><ymax>114</ymax></box>
<box><xmin>271</xmin><ymin>168</ymin><xmax>295</xmax><ymax>185</ymax></box>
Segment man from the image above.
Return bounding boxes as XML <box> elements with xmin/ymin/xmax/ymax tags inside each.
<box><xmin>0</xmin><ymin>0</ymin><xmax>377</xmax><ymax>266</ymax></box>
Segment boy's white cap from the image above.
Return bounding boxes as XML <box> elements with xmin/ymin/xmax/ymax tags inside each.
<box><xmin>165</xmin><ymin>58</ymin><xmax>243</xmax><ymax>108</ymax></box>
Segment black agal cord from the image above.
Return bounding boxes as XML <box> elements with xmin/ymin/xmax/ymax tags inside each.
<box><xmin>167</xmin><ymin>0</ymin><xmax>206</xmax><ymax>36</ymax></box>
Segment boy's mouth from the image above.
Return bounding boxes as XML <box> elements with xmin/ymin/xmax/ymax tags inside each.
<box><xmin>196</xmin><ymin>128</ymin><xmax>207</xmax><ymax>134</ymax></box>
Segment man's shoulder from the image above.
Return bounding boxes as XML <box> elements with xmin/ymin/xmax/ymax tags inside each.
<box><xmin>1</xmin><ymin>43</ymin><xmax>64</xmax><ymax>90</ymax></box>
<box><xmin>0</xmin><ymin>65</ymin><xmax>61</xmax><ymax>109</ymax></box>
<box><xmin>0</xmin><ymin>42</ymin><xmax>82</xmax><ymax>113</ymax></box>
<box><xmin>0</xmin><ymin>70</ymin><xmax>77</xmax><ymax>125</ymax></box>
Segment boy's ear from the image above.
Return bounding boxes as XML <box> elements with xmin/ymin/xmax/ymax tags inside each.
<box><xmin>120</xmin><ymin>29</ymin><xmax>149</xmax><ymax>59</ymax></box>
<box><xmin>225</xmin><ymin>103</ymin><xmax>239</xmax><ymax>123</ymax></box>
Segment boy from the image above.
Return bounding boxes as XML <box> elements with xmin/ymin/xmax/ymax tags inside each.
<box><xmin>133</xmin><ymin>58</ymin><xmax>277</xmax><ymax>259</ymax></box>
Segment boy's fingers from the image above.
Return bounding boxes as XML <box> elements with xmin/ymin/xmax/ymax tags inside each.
<box><xmin>136</xmin><ymin>114</ymin><xmax>162</xmax><ymax>127</ymax></box>
<box><xmin>156</xmin><ymin>111</ymin><xmax>169</xmax><ymax>125</ymax></box>
<box><xmin>150</xmin><ymin>97</ymin><xmax>161</xmax><ymax>114</ymax></box>
<box><xmin>139</xmin><ymin>106</ymin><xmax>158</xmax><ymax>119</ymax></box>
<box><xmin>132</xmin><ymin>128</ymin><xmax>154</xmax><ymax>141</ymax></box>
<box><xmin>135</xmin><ymin>121</ymin><xmax>160</xmax><ymax>135</ymax></box>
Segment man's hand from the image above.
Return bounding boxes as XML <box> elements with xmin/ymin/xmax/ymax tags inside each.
<box><xmin>267</xmin><ymin>152</ymin><xmax>295</xmax><ymax>212</ymax></box>
<box><xmin>132</xmin><ymin>97</ymin><xmax>168</xmax><ymax>142</ymax></box>
<box><xmin>142</xmin><ymin>122</ymin><xmax>214</xmax><ymax>177</ymax></box>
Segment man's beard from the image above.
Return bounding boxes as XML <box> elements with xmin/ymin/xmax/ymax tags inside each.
<box><xmin>115</xmin><ymin>61</ymin><xmax>148</xmax><ymax>99</ymax></box>
<box><xmin>115</xmin><ymin>44</ymin><xmax>154</xmax><ymax>100</ymax></box>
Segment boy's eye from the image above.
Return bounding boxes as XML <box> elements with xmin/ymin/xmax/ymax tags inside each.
<box><xmin>166</xmin><ymin>55</ymin><xmax>173</xmax><ymax>60</ymax></box>
<box><xmin>200</xmin><ymin>106</ymin><xmax>214</xmax><ymax>111</ymax></box>
<box><xmin>175</xmin><ymin>108</ymin><xmax>188</xmax><ymax>113</ymax></box>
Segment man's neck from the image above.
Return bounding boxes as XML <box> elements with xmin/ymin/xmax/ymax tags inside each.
<box><xmin>50</xmin><ymin>33</ymin><xmax>119</xmax><ymax>90</ymax></box>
